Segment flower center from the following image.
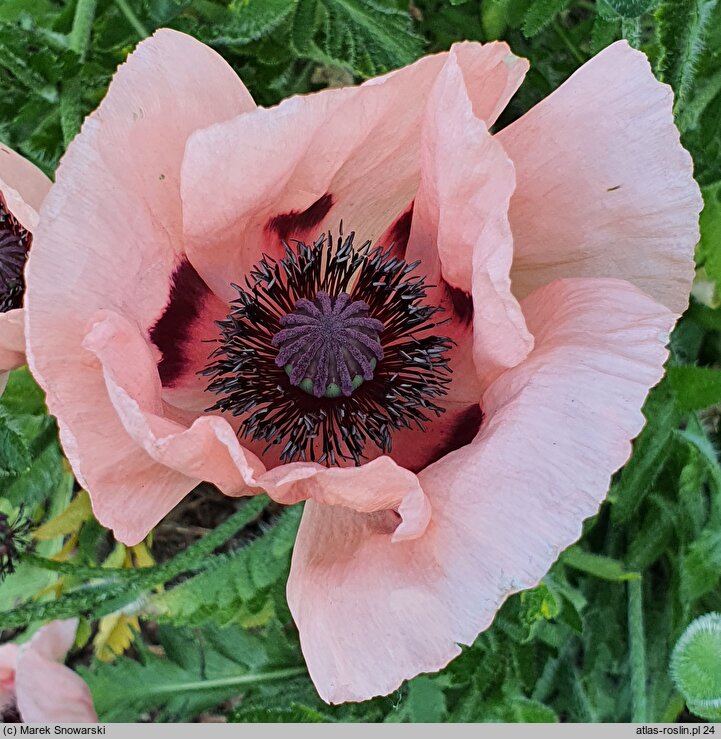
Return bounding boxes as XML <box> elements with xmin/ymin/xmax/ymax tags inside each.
<box><xmin>203</xmin><ymin>230</ymin><xmax>453</xmax><ymax>466</ymax></box>
<box><xmin>272</xmin><ymin>291</ymin><xmax>384</xmax><ymax>398</ymax></box>
<box><xmin>0</xmin><ymin>196</ymin><xmax>31</xmax><ymax>313</ymax></box>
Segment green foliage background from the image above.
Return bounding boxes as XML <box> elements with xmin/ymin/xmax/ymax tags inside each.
<box><xmin>1</xmin><ymin>0</ymin><xmax>721</xmax><ymax>723</ymax></box>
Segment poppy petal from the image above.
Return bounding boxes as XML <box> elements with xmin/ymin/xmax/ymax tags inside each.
<box><xmin>498</xmin><ymin>41</ymin><xmax>702</xmax><ymax>316</ymax></box>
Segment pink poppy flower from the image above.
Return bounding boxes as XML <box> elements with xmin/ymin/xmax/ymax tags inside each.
<box><xmin>25</xmin><ymin>30</ymin><xmax>701</xmax><ymax>703</ymax></box>
<box><xmin>0</xmin><ymin>619</ymin><xmax>97</xmax><ymax>722</ymax></box>
<box><xmin>0</xmin><ymin>144</ymin><xmax>52</xmax><ymax>392</ymax></box>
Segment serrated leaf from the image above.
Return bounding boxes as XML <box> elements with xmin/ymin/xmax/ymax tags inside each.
<box><xmin>296</xmin><ymin>0</ymin><xmax>424</xmax><ymax>77</ymax></box>
<box><xmin>148</xmin><ymin>506</ymin><xmax>301</xmax><ymax>626</ymax></box>
<box><xmin>657</xmin><ymin>0</ymin><xmax>720</xmax><ymax>109</ymax></box>
<box><xmin>206</xmin><ymin>0</ymin><xmax>298</xmax><ymax>45</ymax></box>
<box><xmin>606</xmin><ymin>0</ymin><xmax>657</xmax><ymax>17</ymax></box>
<box><xmin>0</xmin><ymin>367</ymin><xmax>47</xmax><ymax>416</ymax></box>
<box><xmin>83</xmin><ymin>632</ymin><xmax>307</xmax><ymax>722</ymax></box>
<box><xmin>522</xmin><ymin>0</ymin><xmax>570</xmax><ymax>38</ymax></box>
<box><xmin>596</xmin><ymin>0</ymin><xmax>619</xmax><ymax>18</ymax></box>
<box><xmin>0</xmin><ymin>414</ymin><xmax>64</xmax><ymax>508</ymax></box>
<box><xmin>0</xmin><ymin>406</ymin><xmax>31</xmax><ymax>476</ymax></box>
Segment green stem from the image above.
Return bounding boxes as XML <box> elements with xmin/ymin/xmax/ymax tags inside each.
<box><xmin>145</xmin><ymin>667</ymin><xmax>308</xmax><ymax>695</ymax></box>
<box><xmin>628</xmin><ymin>578</ymin><xmax>648</xmax><ymax>722</ymax></box>
<box><xmin>69</xmin><ymin>0</ymin><xmax>97</xmax><ymax>60</ymax></box>
<box><xmin>552</xmin><ymin>20</ymin><xmax>586</xmax><ymax>66</ymax></box>
<box><xmin>114</xmin><ymin>0</ymin><xmax>151</xmax><ymax>39</ymax></box>
<box><xmin>21</xmin><ymin>552</ymin><xmax>142</xmax><ymax>579</ymax></box>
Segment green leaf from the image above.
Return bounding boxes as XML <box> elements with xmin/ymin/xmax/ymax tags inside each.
<box><xmin>148</xmin><ymin>506</ymin><xmax>301</xmax><ymax>626</ymax></box>
<box><xmin>606</xmin><ymin>0</ymin><xmax>658</xmax><ymax>17</ymax></box>
<box><xmin>522</xmin><ymin>0</ymin><xmax>570</xmax><ymax>38</ymax></box>
<box><xmin>205</xmin><ymin>0</ymin><xmax>298</xmax><ymax>45</ymax></box>
<box><xmin>590</xmin><ymin>13</ymin><xmax>620</xmax><ymax>53</ymax></box>
<box><xmin>510</xmin><ymin>696</ymin><xmax>559</xmax><ymax>722</ymax></box>
<box><xmin>230</xmin><ymin>703</ymin><xmax>332</xmax><ymax>722</ymax></box>
<box><xmin>294</xmin><ymin>0</ymin><xmax>424</xmax><ymax>77</ymax></box>
<box><xmin>657</xmin><ymin>0</ymin><xmax>720</xmax><ymax>109</ymax></box>
<box><xmin>0</xmin><ymin>406</ymin><xmax>31</xmax><ymax>476</ymax></box>
<box><xmin>291</xmin><ymin>0</ymin><xmax>318</xmax><ymax>53</ymax></box>
<box><xmin>0</xmin><ymin>0</ymin><xmax>58</xmax><ymax>23</ymax></box>
<box><xmin>678</xmin><ymin>445</ymin><xmax>709</xmax><ymax>539</ymax></box>
<box><xmin>625</xmin><ymin>495</ymin><xmax>676</xmax><ymax>569</ymax></box>
<box><xmin>561</xmin><ymin>546</ymin><xmax>640</xmax><ymax>582</ymax></box>
<box><xmin>596</xmin><ymin>0</ymin><xmax>620</xmax><ymax>19</ymax></box>
<box><xmin>0</xmin><ymin>367</ymin><xmax>47</xmax><ymax>416</ymax></box>
<box><xmin>610</xmin><ymin>382</ymin><xmax>682</xmax><ymax>524</ymax></box>
<box><xmin>0</xmin><ymin>415</ymin><xmax>64</xmax><ymax>508</ymax></box>
<box><xmin>677</xmin><ymin>422</ymin><xmax>721</xmax><ymax>499</ymax></box>
<box><xmin>697</xmin><ymin>182</ymin><xmax>721</xmax><ymax>293</ymax></box>
<box><xmin>667</xmin><ymin>365</ymin><xmax>721</xmax><ymax>410</ymax></box>
<box><xmin>681</xmin><ymin>529</ymin><xmax>721</xmax><ymax>601</ymax></box>
<box><xmin>407</xmin><ymin>676</ymin><xmax>447</xmax><ymax>722</ymax></box>
<box><xmin>83</xmin><ymin>626</ymin><xmax>307</xmax><ymax>722</ymax></box>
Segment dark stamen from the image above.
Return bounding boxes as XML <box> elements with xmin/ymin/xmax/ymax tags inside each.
<box><xmin>0</xmin><ymin>507</ymin><xmax>30</xmax><ymax>581</ymax></box>
<box><xmin>0</xmin><ymin>195</ymin><xmax>32</xmax><ymax>313</ymax></box>
<box><xmin>202</xmin><ymin>230</ymin><xmax>453</xmax><ymax>466</ymax></box>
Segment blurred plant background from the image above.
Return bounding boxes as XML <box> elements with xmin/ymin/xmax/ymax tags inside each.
<box><xmin>1</xmin><ymin>0</ymin><xmax>721</xmax><ymax>723</ymax></box>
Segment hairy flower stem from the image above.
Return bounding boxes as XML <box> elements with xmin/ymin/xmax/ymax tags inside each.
<box><xmin>144</xmin><ymin>667</ymin><xmax>308</xmax><ymax>695</ymax></box>
<box><xmin>628</xmin><ymin>578</ymin><xmax>648</xmax><ymax>722</ymax></box>
<box><xmin>21</xmin><ymin>552</ymin><xmax>141</xmax><ymax>580</ymax></box>
<box><xmin>69</xmin><ymin>0</ymin><xmax>97</xmax><ymax>60</ymax></box>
